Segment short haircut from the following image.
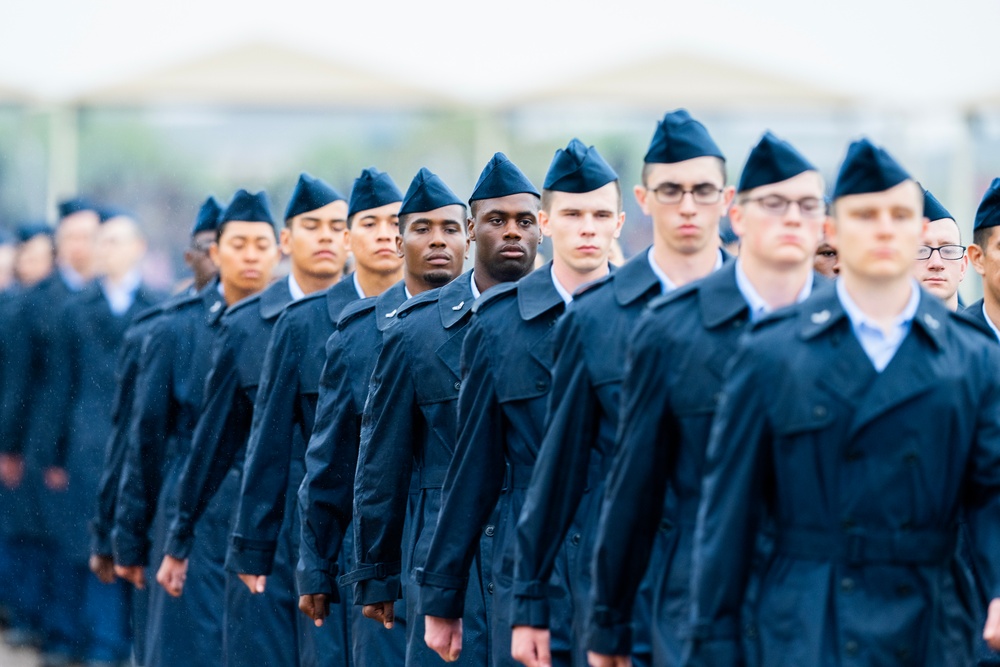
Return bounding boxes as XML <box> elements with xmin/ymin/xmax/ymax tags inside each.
<box><xmin>470</xmin><ymin>194</ymin><xmax>541</xmax><ymax>220</ymax></box>
<box><xmin>973</xmin><ymin>225</ymin><xmax>998</xmax><ymax>253</ymax></box>
<box><xmin>398</xmin><ymin>205</ymin><xmax>468</xmax><ymax>234</ymax></box>
<box><xmin>541</xmin><ymin>181</ymin><xmax>622</xmax><ymax>214</ymax></box>
<box><xmin>641</xmin><ymin>157</ymin><xmax>727</xmax><ymax>188</ymax></box>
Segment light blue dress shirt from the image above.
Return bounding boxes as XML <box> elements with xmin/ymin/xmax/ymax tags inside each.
<box><xmin>836</xmin><ymin>278</ymin><xmax>920</xmax><ymax>372</ymax></box>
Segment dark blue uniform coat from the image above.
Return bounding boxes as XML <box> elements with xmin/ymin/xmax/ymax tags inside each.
<box><xmin>349</xmin><ymin>271</ymin><xmax>491</xmax><ymax>667</ymax></box>
<box><xmin>513</xmin><ymin>250</ymin><xmax>675</xmax><ymax>666</ymax></box>
<box><xmin>687</xmin><ymin>285</ymin><xmax>1000</xmax><ymax>667</ymax></box>
<box><xmin>415</xmin><ymin>263</ymin><xmax>575</xmax><ymax>667</ymax></box>
<box><xmin>297</xmin><ymin>281</ymin><xmax>409</xmax><ymax>667</ymax></box>
<box><xmin>112</xmin><ymin>282</ymin><xmax>228</xmax><ymax>667</ymax></box>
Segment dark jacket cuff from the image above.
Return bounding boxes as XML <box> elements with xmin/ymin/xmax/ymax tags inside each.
<box><xmin>225</xmin><ymin>536</ymin><xmax>277</xmax><ymax>575</ymax></box>
<box><xmin>90</xmin><ymin>526</ymin><xmax>112</xmax><ymax>557</ymax></box>
<box><xmin>164</xmin><ymin>529</ymin><xmax>193</xmax><ymax>560</ymax></box>
<box><xmin>111</xmin><ymin>533</ymin><xmax>149</xmax><ymax>568</ymax></box>
<box><xmin>295</xmin><ymin>563</ymin><xmax>338</xmax><ymax>598</ymax></box>
<box><xmin>352</xmin><ymin>577</ymin><xmax>401</xmax><ymax>606</ymax></box>
<box><xmin>586</xmin><ymin>605</ymin><xmax>633</xmax><ymax>656</ymax></box>
<box><xmin>511</xmin><ymin>594</ymin><xmax>551</xmax><ymax>628</ymax></box>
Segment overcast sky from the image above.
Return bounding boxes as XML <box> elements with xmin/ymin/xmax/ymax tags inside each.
<box><xmin>2</xmin><ymin>0</ymin><xmax>998</xmax><ymax>108</ymax></box>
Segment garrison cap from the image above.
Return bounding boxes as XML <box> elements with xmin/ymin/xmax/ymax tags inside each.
<box><xmin>833</xmin><ymin>138</ymin><xmax>912</xmax><ymax>200</ymax></box>
<box><xmin>470</xmin><ymin>152</ymin><xmax>539</xmax><ymax>203</ymax></box>
<box><xmin>543</xmin><ymin>138</ymin><xmax>618</xmax><ymax>193</ymax></box>
<box><xmin>399</xmin><ymin>168</ymin><xmax>464</xmax><ymax>216</ymax></box>
<box><xmin>219</xmin><ymin>189</ymin><xmax>276</xmax><ymax>226</ymax></box>
<box><xmin>348</xmin><ymin>167</ymin><xmax>403</xmax><ymax>218</ymax></box>
<box><xmin>285</xmin><ymin>172</ymin><xmax>347</xmax><ymax>221</ymax></box>
<box><xmin>737</xmin><ymin>131</ymin><xmax>817</xmax><ymax>193</ymax></box>
<box><xmin>97</xmin><ymin>205</ymin><xmax>133</xmax><ymax>223</ymax></box>
<box><xmin>974</xmin><ymin>178</ymin><xmax>1000</xmax><ymax>232</ymax></box>
<box><xmin>15</xmin><ymin>222</ymin><xmax>52</xmax><ymax>243</ymax></box>
<box><xmin>192</xmin><ymin>196</ymin><xmax>223</xmax><ymax>236</ymax></box>
<box><xmin>57</xmin><ymin>196</ymin><xmax>98</xmax><ymax>220</ymax></box>
<box><xmin>644</xmin><ymin>109</ymin><xmax>725</xmax><ymax>164</ymax></box>
<box><xmin>922</xmin><ymin>189</ymin><xmax>953</xmax><ymax>222</ymax></box>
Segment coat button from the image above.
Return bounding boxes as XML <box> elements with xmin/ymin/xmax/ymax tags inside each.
<box><xmin>454</xmin><ymin>381</ymin><xmax>461</xmax><ymax>391</ymax></box>
<box><xmin>844</xmin><ymin>640</ymin><xmax>859</xmax><ymax>655</ymax></box>
<box><xmin>896</xmin><ymin>584</ymin><xmax>913</xmax><ymax>597</ymax></box>
<box><xmin>570</xmin><ymin>533</ymin><xmax>581</xmax><ymax>546</ymax></box>
<box><xmin>659</xmin><ymin>520</ymin><xmax>671</xmax><ymax>532</ymax></box>
<box><xmin>484</xmin><ymin>525</ymin><xmax>495</xmax><ymax>537</ymax></box>
<box><xmin>840</xmin><ymin>577</ymin><xmax>855</xmax><ymax>592</ymax></box>
<box><xmin>813</xmin><ymin>405</ymin><xmax>827</xmax><ymax>418</ymax></box>
<box><xmin>895</xmin><ymin>646</ymin><xmax>911</xmax><ymax>660</ymax></box>
<box><xmin>744</xmin><ymin>624</ymin><xmax>757</xmax><ymax>639</ymax></box>
<box><xmin>487</xmin><ymin>582</ymin><xmax>494</xmax><ymax>594</ymax></box>
<box><xmin>844</xmin><ymin>450</ymin><xmax>863</xmax><ymax>461</ymax></box>
<box><xmin>535</xmin><ymin>380</ymin><xmax>548</xmax><ymax>391</ymax></box>
<box><xmin>398</xmin><ymin>311</ymin><xmax>408</xmax><ymax>319</ymax></box>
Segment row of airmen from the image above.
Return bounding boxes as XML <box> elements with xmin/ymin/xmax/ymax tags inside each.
<box><xmin>1</xmin><ymin>108</ymin><xmax>1000</xmax><ymax>667</ymax></box>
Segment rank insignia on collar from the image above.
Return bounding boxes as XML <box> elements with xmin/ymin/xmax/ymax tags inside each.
<box><xmin>452</xmin><ymin>301</ymin><xmax>464</xmax><ymax>311</ymax></box>
<box><xmin>923</xmin><ymin>313</ymin><xmax>940</xmax><ymax>330</ymax></box>
<box><xmin>385</xmin><ymin>309</ymin><xmax>397</xmax><ymax>318</ymax></box>
<box><xmin>210</xmin><ymin>301</ymin><xmax>222</xmax><ymax>313</ymax></box>
<box><xmin>810</xmin><ymin>309</ymin><xmax>830</xmax><ymax>324</ymax></box>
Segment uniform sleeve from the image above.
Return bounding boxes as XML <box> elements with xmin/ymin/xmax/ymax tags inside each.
<box><xmin>963</xmin><ymin>348</ymin><xmax>1000</xmax><ymax>602</ymax></box>
<box><xmin>348</xmin><ymin>326</ymin><xmax>418</xmax><ymax>605</ymax></box>
<box><xmin>164</xmin><ymin>320</ymin><xmax>252</xmax><ymax>559</ymax></box>
<box><xmin>296</xmin><ymin>330</ymin><xmax>357</xmax><ymax>598</ymax></box>
<box><xmin>415</xmin><ymin>317</ymin><xmax>507</xmax><ymax>619</ymax></box>
<box><xmin>91</xmin><ymin>334</ymin><xmax>143</xmax><ymax>556</ymax></box>
<box><xmin>25</xmin><ymin>299</ymin><xmax>77</xmax><ymax>468</ymax></box>
<box><xmin>228</xmin><ymin>314</ymin><xmax>302</xmax><ymax>574</ymax></box>
<box><xmin>513</xmin><ymin>312</ymin><xmax>597</xmax><ymax>628</ymax></box>
<box><xmin>0</xmin><ymin>294</ymin><xmax>32</xmax><ymax>454</ymax></box>
<box><xmin>112</xmin><ymin>321</ymin><xmax>175</xmax><ymax>567</ymax></box>
<box><xmin>685</xmin><ymin>341</ymin><xmax>770</xmax><ymax>666</ymax></box>
<box><xmin>587</xmin><ymin>315</ymin><xmax>675</xmax><ymax>654</ymax></box>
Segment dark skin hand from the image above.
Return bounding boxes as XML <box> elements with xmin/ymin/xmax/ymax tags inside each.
<box><xmin>0</xmin><ymin>454</ymin><xmax>23</xmax><ymax>488</ymax></box>
<box><xmin>89</xmin><ymin>554</ymin><xmax>116</xmax><ymax>584</ymax></box>
<box><xmin>363</xmin><ymin>601</ymin><xmax>395</xmax><ymax>629</ymax></box>
<box><xmin>299</xmin><ymin>593</ymin><xmax>331</xmax><ymax>627</ymax></box>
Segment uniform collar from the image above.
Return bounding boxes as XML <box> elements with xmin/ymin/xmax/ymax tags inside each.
<box><xmin>518</xmin><ymin>261</ymin><xmax>565</xmax><ymax>321</ymax></box>
<box><xmin>202</xmin><ymin>278</ymin><xmax>226</xmax><ymax>324</ymax></box>
<box><xmin>438</xmin><ymin>269</ymin><xmax>476</xmax><ymax>329</ymax></box>
<box><xmin>699</xmin><ymin>261</ymin><xmax>750</xmax><ymax>329</ymax></box>
<box><xmin>735</xmin><ymin>260</ymin><xmax>814</xmax><ymax>323</ymax></box>
<box><xmin>287</xmin><ymin>273</ymin><xmax>306</xmax><ymax>301</ymax></box>
<box><xmin>375</xmin><ymin>280</ymin><xmax>409</xmax><ymax>331</ymax></box>
<box><xmin>325</xmin><ymin>277</ymin><xmax>356</xmax><ymax>323</ymax></box>
<box><xmin>259</xmin><ymin>278</ymin><xmax>294</xmax><ymax>319</ymax></box>
<box><xmin>614</xmin><ymin>247</ymin><xmax>665</xmax><ymax>306</ymax></box>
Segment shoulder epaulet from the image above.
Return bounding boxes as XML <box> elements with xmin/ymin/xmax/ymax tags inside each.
<box><xmin>337</xmin><ymin>297</ymin><xmax>377</xmax><ymax>330</ymax></box>
<box><xmin>471</xmin><ymin>281</ymin><xmax>518</xmax><ymax>314</ymax></box>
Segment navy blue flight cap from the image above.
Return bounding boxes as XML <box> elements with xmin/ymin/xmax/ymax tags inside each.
<box><xmin>974</xmin><ymin>178</ymin><xmax>1000</xmax><ymax>232</ymax></box>
<box><xmin>97</xmin><ymin>205</ymin><xmax>134</xmax><ymax>223</ymax></box>
<box><xmin>285</xmin><ymin>172</ymin><xmax>347</xmax><ymax>221</ymax></box>
<box><xmin>833</xmin><ymin>138</ymin><xmax>912</xmax><ymax>200</ymax></box>
<box><xmin>543</xmin><ymin>139</ymin><xmax>618</xmax><ymax>193</ymax></box>
<box><xmin>16</xmin><ymin>222</ymin><xmax>52</xmax><ymax>243</ymax></box>
<box><xmin>644</xmin><ymin>109</ymin><xmax>726</xmax><ymax>164</ymax></box>
<box><xmin>922</xmin><ymin>189</ymin><xmax>953</xmax><ymax>222</ymax></box>
<box><xmin>399</xmin><ymin>168</ymin><xmax>464</xmax><ymax>216</ymax></box>
<box><xmin>348</xmin><ymin>167</ymin><xmax>403</xmax><ymax>218</ymax></box>
<box><xmin>192</xmin><ymin>196</ymin><xmax>223</xmax><ymax>236</ymax></box>
<box><xmin>219</xmin><ymin>189</ymin><xmax>276</xmax><ymax>226</ymax></box>
<box><xmin>57</xmin><ymin>196</ymin><xmax>97</xmax><ymax>220</ymax></box>
<box><xmin>737</xmin><ymin>131</ymin><xmax>817</xmax><ymax>193</ymax></box>
<box><xmin>470</xmin><ymin>152</ymin><xmax>540</xmax><ymax>203</ymax></box>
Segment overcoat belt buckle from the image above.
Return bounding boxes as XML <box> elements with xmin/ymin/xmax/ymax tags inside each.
<box><xmin>501</xmin><ymin>461</ymin><xmax>511</xmax><ymax>493</ymax></box>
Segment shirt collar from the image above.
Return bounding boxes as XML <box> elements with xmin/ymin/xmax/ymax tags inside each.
<box><xmin>734</xmin><ymin>259</ymin><xmax>814</xmax><ymax>322</ymax></box>
<box><xmin>470</xmin><ymin>271</ymin><xmax>481</xmax><ymax>300</ymax></box>
<box><xmin>59</xmin><ymin>265</ymin><xmax>88</xmax><ymax>292</ymax></box>
<box><xmin>647</xmin><ymin>247</ymin><xmax>725</xmax><ymax>295</ymax></box>
<box><xmin>550</xmin><ymin>265</ymin><xmax>574</xmax><ymax>305</ymax></box>
<box><xmin>984</xmin><ymin>302</ymin><xmax>1000</xmax><ymax>342</ymax></box>
<box><xmin>288</xmin><ymin>273</ymin><xmax>306</xmax><ymax>301</ymax></box>
<box><xmin>836</xmin><ymin>278</ymin><xmax>921</xmax><ymax>334</ymax></box>
<box><xmin>352</xmin><ymin>272</ymin><xmax>367</xmax><ymax>299</ymax></box>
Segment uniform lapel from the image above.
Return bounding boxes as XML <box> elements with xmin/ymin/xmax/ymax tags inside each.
<box><xmin>436</xmin><ymin>272</ymin><xmax>476</xmax><ymax>378</ymax></box>
<box><xmin>259</xmin><ymin>278</ymin><xmax>293</xmax><ymax>320</ymax></box>
<box><xmin>517</xmin><ymin>265</ymin><xmax>564</xmax><ymax>371</ymax></box>
<box><xmin>376</xmin><ymin>282</ymin><xmax>408</xmax><ymax>332</ymax></box>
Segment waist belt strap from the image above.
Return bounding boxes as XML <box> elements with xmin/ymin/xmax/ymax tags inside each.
<box><xmin>418</xmin><ymin>465</ymin><xmax>449</xmax><ymax>490</ymax></box>
<box><xmin>502</xmin><ymin>462</ymin><xmax>535</xmax><ymax>491</ymax></box>
<box><xmin>776</xmin><ymin>527</ymin><xmax>956</xmax><ymax>566</ymax></box>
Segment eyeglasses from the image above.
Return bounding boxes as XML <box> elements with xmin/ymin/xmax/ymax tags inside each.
<box><xmin>741</xmin><ymin>195</ymin><xmax>827</xmax><ymax>219</ymax></box>
<box><xmin>916</xmin><ymin>244</ymin><xmax>965</xmax><ymax>261</ymax></box>
<box><xmin>649</xmin><ymin>183</ymin><xmax>724</xmax><ymax>206</ymax></box>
